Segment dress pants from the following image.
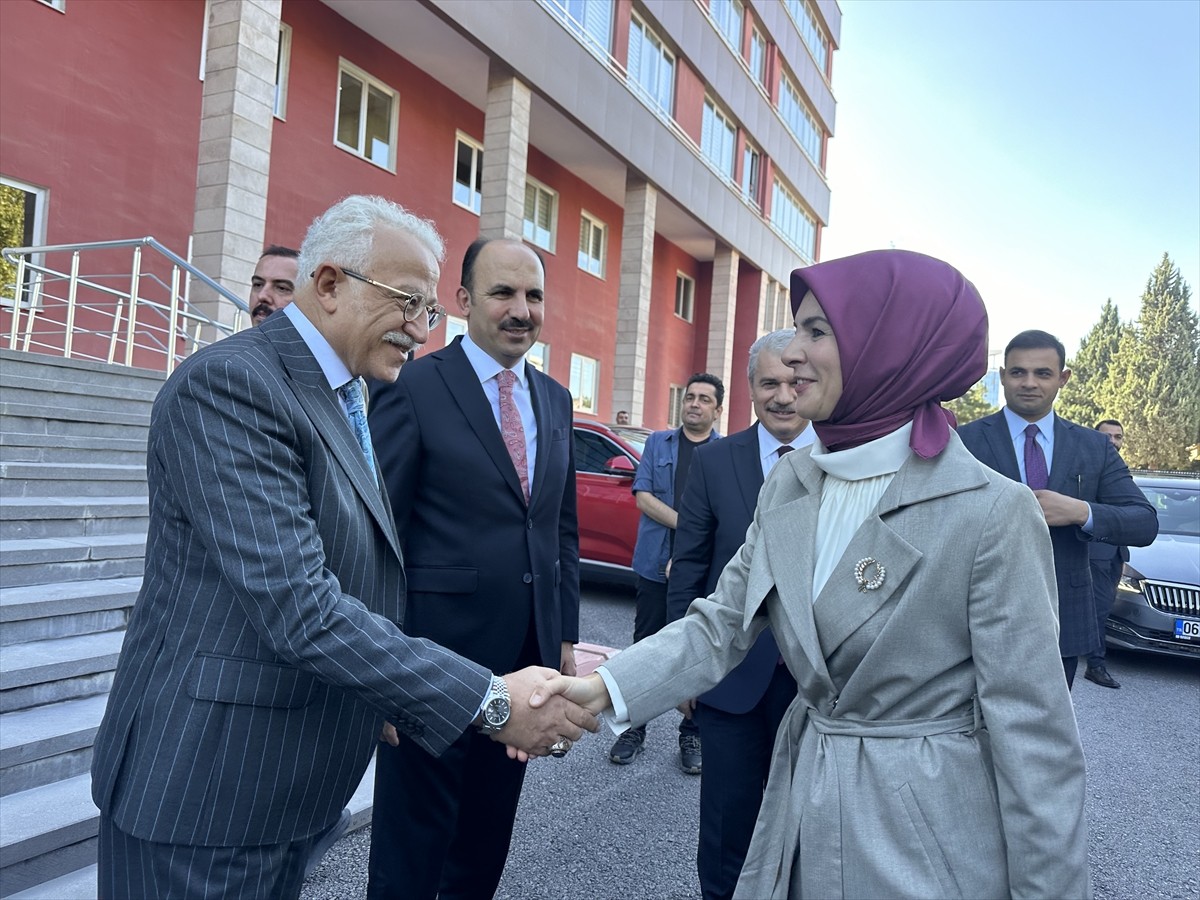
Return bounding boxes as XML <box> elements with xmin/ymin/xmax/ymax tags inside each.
<box><xmin>692</xmin><ymin>663</ymin><xmax>796</xmax><ymax>900</ymax></box>
<box><xmin>1086</xmin><ymin>556</ymin><xmax>1122</xmax><ymax>669</ymax></box>
<box><xmin>98</xmin><ymin>814</ymin><xmax>316</xmax><ymax>900</ymax></box>
<box><xmin>634</xmin><ymin>574</ymin><xmax>698</xmax><ymax>738</ymax></box>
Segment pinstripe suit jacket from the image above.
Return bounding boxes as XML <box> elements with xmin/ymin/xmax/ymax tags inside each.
<box><xmin>90</xmin><ymin>312</ymin><xmax>491</xmax><ymax>847</ymax></box>
<box><xmin>958</xmin><ymin>410</ymin><xmax>1158</xmax><ymax>656</ymax></box>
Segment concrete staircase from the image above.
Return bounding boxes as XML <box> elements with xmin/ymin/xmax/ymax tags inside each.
<box><xmin>0</xmin><ymin>349</ymin><xmax>160</xmax><ymax>897</ymax></box>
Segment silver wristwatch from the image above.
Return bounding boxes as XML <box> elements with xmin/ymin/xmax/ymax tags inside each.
<box><xmin>477</xmin><ymin>675</ymin><xmax>511</xmax><ymax>735</ymax></box>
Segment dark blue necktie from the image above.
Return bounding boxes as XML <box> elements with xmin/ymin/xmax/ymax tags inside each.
<box><xmin>338</xmin><ymin>379</ymin><xmax>376</xmax><ymax>471</ymax></box>
<box><xmin>1024</xmin><ymin>423</ymin><xmax>1048</xmax><ymax>490</ymax></box>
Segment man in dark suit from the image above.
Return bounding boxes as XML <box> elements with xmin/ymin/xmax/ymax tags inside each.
<box><xmin>366</xmin><ymin>237</ymin><xmax>581</xmax><ymax>900</ymax></box>
<box><xmin>90</xmin><ymin>198</ymin><xmax>594</xmax><ymax>900</ymax></box>
<box><xmin>248</xmin><ymin>244</ymin><xmax>298</xmax><ymax>325</ymax></box>
<box><xmin>1085</xmin><ymin>419</ymin><xmax>1129</xmax><ymax>688</ymax></box>
<box><xmin>667</xmin><ymin>329</ymin><xmax>811</xmax><ymax>900</ymax></box>
<box><xmin>958</xmin><ymin>330</ymin><xmax>1157</xmax><ymax>688</ymax></box>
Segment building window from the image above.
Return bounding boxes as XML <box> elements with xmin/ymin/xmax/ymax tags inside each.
<box><xmin>749</xmin><ymin>27</ymin><xmax>767</xmax><ymax>87</ymax></box>
<box><xmin>35</xmin><ymin>0</ymin><xmax>66</xmax><ymax>11</ymax></box>
<box><xmin>528</xmin><ymin>340</ymin><xmax>549</xmax><ymax>373</ymax></box>
<box><xmin>523</xmin><ymin>178</ymin><xmax>557</xmax><ymax>251</ymax></box>
<box><xmin>710</xmin><ymin>0</ymin><xmax>744</xmax><ymax>52</ymax></box>
<box><xmin>667</xmin><ymin>385</ymin><xmax>684</xmax><ymax>428</ymax></box>
<box><xmin>453</xmin><ymin>132</ymin><xmax>483</xmax><ymax>214</ymax></box>
<box><xmin>570</xmin><ymin>353</ymin><xmax>599</xmax><ymax>413</ymax></box>
<box><xmin>701</xmin><ymin>98</ymin><xmax>737</xmax><ymax>181</ymax></box>
<box><xmin>578</xmin><ymin>212</ymin><xmax>606</xmax><ymax>277</ymax></box>
<box><xmin>545</xmin><ymin>0</ymin><xmax>613</xmax><ymax>55</ymax></box>
<box><xmin>628</xmin><ymin>14</ymin><xmax>675</xmax><ymax>114</ymax></box>
<box><xmin>779</xmin><ymin>74</ymin><xmax>822</xmax><ymax>166</ymax></box>
<box><xmin>445</xmin><ymin>315</ymin><xmax>467</xmax><ymax>344</ymax></box>
<box><xmin>274</xmin><ymin>23</ymin><xmax>292</xmax><ymax>119</ymax></box>
<box><xmin>335</xmin><ymin>60</ymin><xmax>399</xmax><ymax>171</ymax></box>
<box><xmin>675</xmin><ymin>273</ymin><xmax>695</xmax><ymax>322</ymax></box>
<box><xmin>763</xmin><ymin>285</ymin><xmax>790</xmax><ymax>331</ymax></box>
<box><xmin>199</xmin><ymin>0</ymin><xmax>211</xmax><ymax>80</ymax></box>
<box><xmin>785</xmin><ymin>0</ymin><xmax>829</xmax><ymax>75</ymax></box>
<box><xmin>741</xmin><ymin>144</ymin><xmax>761</xmax><ymax>208</ymax></box>
<box><xmin>770</xmin><ymin>178</ymin><xmax>816</xmax><ymax>262</ymax></box>
<box><xmin>0</xmin><ymin>176</ymin><xmax>49</xmax><ymax>306</ymax></box>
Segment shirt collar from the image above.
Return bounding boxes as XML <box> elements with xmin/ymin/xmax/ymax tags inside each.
<box><xmin>283</xmin><ymin>303</ymin><xmax>353</xmax><ymax>391</ymax></box>
<box><xmin>1003</xmin><ymin>406</ymin><xmax>1056</xmax><ymax>442</ymax></box>
<box><xmin>460</xmin><ymin>333</ymin><xmax>527</xmax><ymax>386</ymax></box>
<box><xmin>756</xmin><ymin>421</ymin><xmax>816</xmax><ymax>460</ymax></box>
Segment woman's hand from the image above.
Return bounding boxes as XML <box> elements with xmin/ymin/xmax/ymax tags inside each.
<box><xmin>528</xmin><ymin>672</ymin><xmax>610</xmax><ymax>714</ymax></box>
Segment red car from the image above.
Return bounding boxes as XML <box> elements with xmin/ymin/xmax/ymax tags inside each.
<box><xmin>573</xmin><ymin>420</ymin><xmax>649</xmax><ymax>583</ymax></box>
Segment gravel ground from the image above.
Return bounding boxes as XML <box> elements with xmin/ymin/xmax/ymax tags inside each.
<box><xmin>302</xmin><ymin>583</ymin><xmax>1200</xmax><ymax>900</ymax></box>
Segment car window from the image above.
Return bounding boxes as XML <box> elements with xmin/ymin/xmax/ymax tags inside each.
<box><xmin>574</xmin><ymin>430</ymin><xmax>628</xmax><ymax>474</ymax></box>
<box><xmin>1139</xmin><ymin>484</ymin><xmax>1200</xmax><ymax>536</ymax></box>
<box><xmin>610</xmin><ymin>426</ymin><xmax>649</xmax><ymax>455</ymax></box>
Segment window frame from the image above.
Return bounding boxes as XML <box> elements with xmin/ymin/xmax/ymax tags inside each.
<box><xmin>667</xmin><ymin>385</ymin><xmax>685</xmax><ymax>428</ymax></box>
<box><xmin>523</xmin><ymin>177</ymin><xmax>558</xmax><ymax>252</ymax></box>
<box><xmin>710</xmin><ymin>0</ymin><xmax>744</xmax><ymax>52</ymax></box>
<box><xmin>779</xmin><ymin>72</ymin><xmax>823</xmax><ymax>166</ymax></box>
<box><xmin>749</xmin><ymin>26</ymin><xmax>767</xmax><ymax>87</ymax></box>
<box><xmin>273</xmin><ymin>22</ymin><xmax>292</xmax><ymax>120</ymax></box>
<box><xmin>701</xmin><ymin>97</ymin><xmax>737</xmax><ymax>181</ymax></box>
<box><xmin>35</xmin><ymin>0</ymin><xmax>66</xmax><ymax>11</ymax></box>
<box><xmin>674</xmin><ymin>272</ymin><xmax>695</xmax><ymax>322</ymax></box>
<box><xmin>527</xmin><ymin>340</ymin><xmax>550</xmax><ymax>373</ymax></box>
<box><xmin>577</xmin><ymin>211</ymin><xmax>607</xmax><ymax>278</ymax></box>
<box><xmin>741</xmin><ymin>142</ymin><xmax>761</xmax><ymax>209</ymax></box>
<box><xmin>333</xmin><ymin>58</ymin><xmax>400</xmax><ymax>173</ymax></box>
<box><xmin>569</xmin><ymin>353</ymin><xmax>599</xmax><ymax>414</ymax></box>
<box><xmin>770</xmin><ymin>176</ymin><xmax>817</xmax><ymax>262</ymax></box>
<box><xmin>0</xmin><ymin>176</ymin><xmax>50</xmax><ymax>308</ymax></box>
<box><xmin>627</xmin><ymin>12</ymin><xmax>675</xmax><ymax>115</ymax></box>
<box><xmin>452</xmin><ymin>132</ymin><xmax>484</xmax><ymax>215</ymax></box>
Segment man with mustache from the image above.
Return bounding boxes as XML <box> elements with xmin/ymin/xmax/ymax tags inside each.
<box><xmin>248</xmin><ymin>245</ymin><xmax>298</xmax><ymax>326</ymax></box>
<box><xmin>366</xmin><ymin>238</ymin><xmax>581</xmax><ymax>900</ymax></box>
<box><xmin>666</xmin><ymin>329</ymin><xmax>812</xmax><ymax>900</ymax></box>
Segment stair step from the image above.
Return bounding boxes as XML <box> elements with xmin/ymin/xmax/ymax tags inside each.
<box><xmin>0</xmin><ymin>463</ymin><xmax>148</xmax><ymax>499</ymax></box>
<box><xmin>0</xmin><ymin>773</ymin><xmax>98</xmax><ymax>888</ymax></box>
<box><xmin>0</xmin><ymin>632</ymin><xmax>124</xmax><ymax>712</ymax></box>
<box><xmin>0</xmin><ymin>371</ymin><xmax>159</xmax><ymax>406</ymax></box>
<box><xmin>0</xmin><ymin>695</ymin><xmax>108</xmax><ymax>796</ymax></box>
<box><xmin>0</xmin><ymin>497</ymin><xmax>149</xmax><ymax>541</ymax></box>
<box><xmin>0</xmin><ymin>431</ymin><xmax>146</xmax><ymax>465</ymax></box>
<box><xmin>0</xmin><ymin>401</ymin><xmax>149</xmax><ymax>430</ymax></box>
<box><xmin>0</xmin><ymin>412</ymin><xmax>149</xmax><ymax>444</ymax></box>
<box><xmin>0</xmin><ymin>576</ymin><xmax>139</xmax><ymax>646</ymax></box>
<box><xmin>0</xmin><ymin>535</ymin><xmax>145</xmax><ymax>587</ymax></box>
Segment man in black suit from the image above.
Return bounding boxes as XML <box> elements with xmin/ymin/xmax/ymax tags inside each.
<box><xmin>91</xmin><ymin>198</ymin><xmax>594</xmax><ymax>900</ymax></box>
<box><xmin>1085</xmin><ymin>419</ymin><xmax>1129</xmax><ymax>688</ymax></box>
<box><xmin>366</xmin><ymin>237</ymin><xmax>581</xmax><ymax>900</ymax></box>
<box><xmin>248</xmin><ymin>244</ymin><xmax>298</xmax><ymax>326</ymax></box>
<box><xmin>667</xmin><ymin>329</ymin><xmax>811</xmax><ymax>900</ymax></box>
<box><xmin>958</xmin><ymin>331</ymin><xmax>1157</xmax><ymax>688</ymax></box>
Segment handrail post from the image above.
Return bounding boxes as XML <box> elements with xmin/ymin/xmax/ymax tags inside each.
<box><xmin>21</xmin><ymin>274</ymin><xmax>43</xmax><ymax>353</ymax></box>
<box><xmin>63</xmin><ymin>251</ymin><xmax>81</xmax><ymax>359</ymax></box>
<box><xmin>107</xmin><ymin>298</ymin><xmax>124</xmax><ymax>364</ymax></box>
<box><xmin>125</xmin><ymin>245</ymin><xmax>142</xmax><ymax>367</ymax></box>
<box><xmin>7</xmin><ymin>255</ymin><xmax>26</xmax><ymax>349</ymax></box>
<box><xmin>166</xmin><ymin>265</ymin><xmax>182</xmax><ymax>375</ymax></box>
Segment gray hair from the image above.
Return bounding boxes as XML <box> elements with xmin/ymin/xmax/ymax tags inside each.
<box><xmin>295</xmin><ymin>195</ymin><xmax>445</xmax><ymax>290</ymax></box>
<box><xmin>747</xmin><ymin>328</ymin><xmax>796</xmax><ymax>384</ymax></box>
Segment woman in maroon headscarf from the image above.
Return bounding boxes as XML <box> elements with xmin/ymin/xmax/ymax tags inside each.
<box><xmin>537</xmin><ymin>250</ymin><xmax>1089</xmax><ymax>899</ymax></box>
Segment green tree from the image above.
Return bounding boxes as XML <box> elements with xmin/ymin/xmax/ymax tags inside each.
<box><xmin>947</xmin><ymin>381</ymin><xmax>996</xmax><ymax>426</ymax></box>
<box><xmin>0</xmin><ymin>183</ymin><xmax>27</xmax><ymax>298</ymax></box>
<box><xmin>1099</xmin><ymin>254</ymin><xmax>1200</xmax><ymax>470</ymax></box>
<box><xmin>1058</xmin><ymin>299</ymin><xmax>1123</xmax><ymax>427</ymax></box>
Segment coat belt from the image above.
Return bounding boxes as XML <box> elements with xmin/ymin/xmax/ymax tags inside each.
<box><xmin>808</xmin><ymin>697</ymin><xmax>981</xmax><ymax>738</ymax></box>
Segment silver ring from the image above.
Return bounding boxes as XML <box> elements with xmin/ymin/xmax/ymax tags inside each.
<box><xmin>550</xmin><ymin>739</ymin><xmax>571</xmax><ymax>758</ymax></box>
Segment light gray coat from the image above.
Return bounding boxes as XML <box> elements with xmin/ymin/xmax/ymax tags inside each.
<box><xmin>604</xmin><ymin>435</ymin><xmax>1090</xmax><ymax>899</ymax></box>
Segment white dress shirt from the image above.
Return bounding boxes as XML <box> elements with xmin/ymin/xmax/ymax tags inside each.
<box><xmin>458</xmin><ymin>333</ymin><xmax>538</xmax><ymax>493</ymax></box>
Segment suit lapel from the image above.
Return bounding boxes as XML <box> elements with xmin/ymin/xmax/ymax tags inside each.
<box><xmin>1048</xmin><ymin>416</ymin><xmax>1077</xmax><ymax>494</ymax></box>
<box><xmin>732</xmin><ymin>428</ymin><xmax>765</xmax><ymax>520</ymax></box>
<box><xmin>267</xmin><ymin>319</ymin><xmax>401</xmax><ymax>560</ymax></box>
<box><xmin>528</xmin><ymin>368</ymin><xmax>553</xmax><ymax>508</ymax></box>
<box><xmin>436</xmin><ymin>341</ymin><xmax>527</xmax><ymax>505</ymax></box>
<box><xmin>981</xmin><ymin>411</ymin><xmax>1021</xmax><ymax>482</ymax></box>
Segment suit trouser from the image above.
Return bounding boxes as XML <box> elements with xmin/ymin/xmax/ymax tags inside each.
<box><xmin>692</xmin><ymin>663</ymin><xmax>796</xmax><ymax>900</ymax></box>
<box><xmin>97</xmin><ymin>813</ymin><xmax>315</xmax><ymax>900</ymax></box>
<box><xmin>633</xmin><ymin>574</ymin><xmax>699</xmax><ymax>738</ymax></box>
<box><xmin>1086</xmin><ymin>556</ymin><xmax>1122</xmax><ymax>668</ymax></box>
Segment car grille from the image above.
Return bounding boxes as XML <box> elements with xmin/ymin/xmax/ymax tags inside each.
<box><xmin>1143</xmin><ymin>580</ymin><xmax>1200</xmax><ymax>616</ymax></box>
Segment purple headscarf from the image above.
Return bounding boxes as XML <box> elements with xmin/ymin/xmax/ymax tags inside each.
<box><xmin>790</xmin><ymin>249</ymin><xmax>988</xmax><ymax>459</ymax></box>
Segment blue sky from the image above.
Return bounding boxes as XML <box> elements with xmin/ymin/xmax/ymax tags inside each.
<box><xmin>819</xmin><ymin>0</ymin><xmax>1200</xmax><ymax>358</ymax></box>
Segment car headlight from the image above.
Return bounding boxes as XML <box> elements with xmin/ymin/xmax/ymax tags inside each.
<box><xmin>1117</xmin><ymin>564</ymin><xmax>1145</xmax><ymax>594</ymax></box>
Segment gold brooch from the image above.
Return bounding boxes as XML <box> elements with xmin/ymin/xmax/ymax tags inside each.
<box><xmin>854</xmin><ymin>557</ymin><xmax>886</xmax><ymax>592</ymax></box>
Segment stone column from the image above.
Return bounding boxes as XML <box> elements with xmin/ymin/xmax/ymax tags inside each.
<box><xmin>707</xmin><ymin>245</ymin><xmax>739</xmax><ymax>435</ymax></box>
<box><xmin>614</xmin><ymin>176</ymin><xmax>656</xmax><ymax>426</ymax></box>
<box><xmin>479</xmin><ymin>61</ymin><xmax>532</xmax><ymax>240</ymax></box>
<box><xmin>754</xmin><ymin>271</ymin><xmax>771</xmax><ymax>338</ymax></box>
<box><xmin>191</xmin><ymin>0</ymin><xmax>280</xmax><ymax>330</ymax></box>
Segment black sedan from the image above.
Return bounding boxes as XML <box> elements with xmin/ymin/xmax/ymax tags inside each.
<box><xmin>1106</xmin><ymin>472</ymin><xmax>1200</xmax><ymax>659</ymax></box>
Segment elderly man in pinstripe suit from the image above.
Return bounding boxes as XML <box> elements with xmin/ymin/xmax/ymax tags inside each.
<box><xmin>90</xmin><ymin>196</ymin><xmax>596</xmax><ymax>900</ymax></box>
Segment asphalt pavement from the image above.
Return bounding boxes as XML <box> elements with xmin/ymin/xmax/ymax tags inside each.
<box><xmin>302</xmin><ymin>581</ymin><xmax>1199</xmax><ymax>900</ymax></box>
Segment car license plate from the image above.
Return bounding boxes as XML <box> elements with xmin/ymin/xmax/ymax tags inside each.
<box><xmin>1174</xmin><ymin>618</ymin><xmax>1200</xmax><ymax>641</ymax></box>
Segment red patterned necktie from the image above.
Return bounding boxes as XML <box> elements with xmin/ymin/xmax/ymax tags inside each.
<box><xmin>1024</xmin><ymin>423</ymin><xmax>1048</xmax><ymax>490</ymax></box>
<box><xmin>497</xmin><ymin>369</ymin><xmax>530</xmax><ymax>503</ymax></box>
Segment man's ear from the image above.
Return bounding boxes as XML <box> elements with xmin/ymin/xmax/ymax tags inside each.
<box><xmin>313</xmin><ymin>264</ymin><xmax>340</xmax><ymax>314</ymax></box>
<box><xmin>456</xmin><ymin>285</ymin><xmax>472</xmax><ymax>316</ymax></box>
<box><xmin>1060</xmin><ymin>367</ymin><xmax>1072</xmax><ymax>386</ymax></box>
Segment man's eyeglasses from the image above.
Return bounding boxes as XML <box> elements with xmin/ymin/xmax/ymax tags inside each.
<box><xmin>339</xmin><ymin>267</ymin><xmax>446</xmax><ymax>328</ymax></box>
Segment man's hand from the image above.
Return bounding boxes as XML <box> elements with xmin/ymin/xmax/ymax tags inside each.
<box><xmin>379</xmin><ymin>722</ymin><xmax>399</xmax><ymax>746</ymax></box>
<box><xmin>560</xmin><ymin>641</ymin><xmax>577</xmax><ymax>677</ymax></box>
<box><xmin>494</xmin><ymin>666</ymin><xmax>598</xmax><ymax>762</ymax></box>
<box><xmin>1032</xmin><ymin>489</ymin><xmax>1090</xmax><ymax>527</ymax></box>
<box><xmin>677</xmin><ymin>698</ymin><xmax>696</xmax><ymax>719</ymax></box>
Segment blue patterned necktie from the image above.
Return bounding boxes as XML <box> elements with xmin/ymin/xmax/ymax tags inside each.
<box><xmin>1023</xmin><ymin>423</ymin><xmax>1048</xmax><ymax>490</ymax></box>
<box><xmin>338</xmin><ymin>379</ymin><xmax>376</xmax><ymax>471</ymax></box>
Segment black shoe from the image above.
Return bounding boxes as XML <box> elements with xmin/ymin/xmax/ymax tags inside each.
<box><xmin>303</xmin><ymin>807</ymin><xmax>352</xmax><ymax>878</ymax></box>
<box><xmin>1085</xmin><ymin>665</ymin><xmax>1120</xmax><ymax>689</ymax></box>
<box><xmin>678</xmin><ymin>733</ymin><xmax>702</xmax><ymax>775</ymax></box>
<box><xmin>609</xmin><ymin>726</ymin><xmax>646</xmax><ymax>764</ymax></box>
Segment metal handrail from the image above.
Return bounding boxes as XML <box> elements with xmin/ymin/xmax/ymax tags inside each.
<box><xmin>1</xmin><ymin>236</ymin><xmax>251</xmax><ymax>374</ymax></box>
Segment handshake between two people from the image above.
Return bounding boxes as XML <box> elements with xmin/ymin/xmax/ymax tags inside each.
<box><xmin>498</xmin><ymin>667</ymin><xmax>612</xmax><ymax>762</ymax></box>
